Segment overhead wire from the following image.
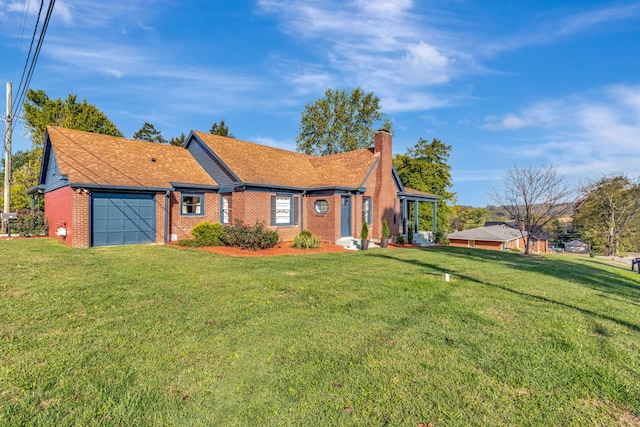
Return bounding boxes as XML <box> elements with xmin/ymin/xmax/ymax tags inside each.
<box><xmin>13</xmin><ymin>0</ymin><xmax>56</xmax><ymax>123</ymax></box>
<box><xmin>9</xmin><ymin>0</ymin><xmax>33</xmax><ymax>83</ymax></box>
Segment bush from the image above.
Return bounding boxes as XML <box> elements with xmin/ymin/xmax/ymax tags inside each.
<box><xmin>434</xmin><ymin>227</ymin><xmax>449</xmax><ymax>245</ymax></box>
<box><xmin>293</xmin><ymin>230</ymin><xmax>320</xmax><ymax>249</ymax></box>
<box><xmin>361</xmin><ymin>221</ymin><xmax>369</xmax><ymax>240</ymax></box>
<box><xmin>10</xmin><ymin>212</ymin><xmax>46</xmax><ymax>236</ymax></box>
<box><xmin>381</xmin><ymin>218</ymin><xmax>389</xmax><ymax>239</ymax></box>
<box><xmin>407</xmin><ymin>227</ymin><xmax>413</xmax><ymax>244</ymax></box>
<box><xmin>224</xmin><ymin>220</ymin><xmax>279</xmax><ymax>250</ymax></box>
<box><xmin>395</xmin><ymin>234</ymin><xmax>406</xmax><ymax>245</ymax></box>
<box><xmin>191</xmin><ymin>221</ymin><xmax>226</xmax><ymax>246</ymax></box>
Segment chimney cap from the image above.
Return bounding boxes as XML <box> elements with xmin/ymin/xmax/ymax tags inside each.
<box><xmin>376</xmin><ymin>128</ymin><xmax>391</xmax><ymax>134</ymax></box>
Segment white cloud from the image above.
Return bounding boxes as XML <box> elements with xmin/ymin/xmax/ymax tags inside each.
<box><xmin>483</xmin><ymin>85</ymin><xmax>640</xmax><ymax>177</ymax></box>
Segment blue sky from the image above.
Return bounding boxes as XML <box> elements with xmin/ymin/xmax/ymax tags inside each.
<box><xmin>1</xmin><ymin>0</ymin><xmax>639</xmax><ymax>206</ymax></box>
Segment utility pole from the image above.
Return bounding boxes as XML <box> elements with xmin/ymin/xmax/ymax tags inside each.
<box><xmin>3</xmin><ymin>81</ymin><xmax>11</xmax><ymax>234</ymax></box>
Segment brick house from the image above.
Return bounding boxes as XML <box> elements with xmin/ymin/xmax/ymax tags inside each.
<box><xmin>447</xmin><ymin>221</ymin><xmax>549</xmax><ymax>253</ymax></box>
<box><xmin>34</xmin><ymin>126</ymin><xmax>438</xmax><ymax>248</ymax></box>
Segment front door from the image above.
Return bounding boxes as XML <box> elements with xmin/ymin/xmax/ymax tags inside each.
<box><xmin>341</xmin><ymin>196</ymin><xmax>352</xmax><ymax>237</ymax></box>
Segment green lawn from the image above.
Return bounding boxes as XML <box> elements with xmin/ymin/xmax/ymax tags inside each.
<box><xmin>1</xmin><ymin>239</ymin><xmax>639</xmax><ymax>426</ymax></box>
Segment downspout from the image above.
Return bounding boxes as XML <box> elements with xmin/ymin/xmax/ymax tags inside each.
<box><xmin>164</xmin><ymin>191</ymin><xmax>170</xmax><ymax>245</ymax></box>
<box><xmin>300</xmin><ymin>190</ymin><xmax>307</xmax><ymax>230</ymax></box>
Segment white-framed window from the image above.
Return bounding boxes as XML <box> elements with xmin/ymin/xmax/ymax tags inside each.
<box><xmin>221</xmin><ymin>195</ymin><xmax>231</xmax><ymax>224</ymax></box>
<box><xmin>362</xmin><ymin>197</ymin><xmax>372</xmax><ymax>225</ymax></box>
<box><xmin>314</xmin><ymin>199</ymin><xmax>329</xmax><ymax>215</ymax></box>
<box><xmin>271</xmin><ymin>195</ymin><xmax>299</xmax><ymax>226</ymax></box>
<box><xmin>181</xmin><ymin>194</ymin><xmax>203</xmax><ymax>215</ymax></box>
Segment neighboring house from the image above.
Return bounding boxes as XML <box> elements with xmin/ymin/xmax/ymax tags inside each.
<box><xmin>32</xmin><ymin>126</ymin><xmax>438</xmax><ymax>248</ymax></box>
<box><xmin>484</xmin><ymin>221</ymin><xmax>550</xmax><ymax>253</ymax></box>
<box><xmin>564</xmin><ymin>239</ymin><xmax>590</xmax><ymax>254</ymax></box>
<box><xmin>447</xmin><ymin>224</ymin><xmax>527</xmax><ymax>251</ymax></box>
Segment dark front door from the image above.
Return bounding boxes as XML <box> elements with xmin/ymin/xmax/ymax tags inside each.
<box><xmin>92</xmin><ymin>192</ymin><xmax>156</xmax><ymax>246</ymax></box>
<box><xmin>340</xmin><ymin>196</ymin><xmax>352</xmax><ymax>237</ymax></box>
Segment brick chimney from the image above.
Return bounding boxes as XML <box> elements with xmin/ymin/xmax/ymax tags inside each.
<box><xmin>373</xmin><ymin>129</ymin><xmax>395</xmax><ymax>238</ymax></box>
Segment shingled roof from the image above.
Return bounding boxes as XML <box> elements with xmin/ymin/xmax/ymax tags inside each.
<box><xmin>448</xmin><ymin>224</ymin><xmax>526</xmax><ymax>242</ymax></box>
<box><xmin>193</xmin><ymin>131</ymin><xmax>377</xmax><ymax>189</ymax></box>
<box><xmin>46</xmin><ymin>126</ymin><xmax>216</xmax><ymax>189</ymax></box>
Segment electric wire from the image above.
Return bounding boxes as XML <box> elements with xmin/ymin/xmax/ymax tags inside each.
<box><xmin>13</xmin><ymin>0</ymin><xmax>55</xmax><ymax>122</ymax></box>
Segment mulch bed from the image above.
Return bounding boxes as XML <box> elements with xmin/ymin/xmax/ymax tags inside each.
<box><xmin>171</xmin><ymin>242</ymin><xmax>425</xmax><ymax>257</ymax></box>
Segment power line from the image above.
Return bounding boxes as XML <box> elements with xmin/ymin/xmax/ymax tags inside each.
<box><xmin>9</xmin><ymin>0</ymin><xmax>34</xmax><ymax>83</ymax></box>
<box><xmin>12</xmin><ymin>0</ymin><xmax>56</xmax><ymax>123</ymax></box>
<box><xmin>13</xmin><ymin>0</ymin><xmax>45</xmax><ymax>117</ymax></box>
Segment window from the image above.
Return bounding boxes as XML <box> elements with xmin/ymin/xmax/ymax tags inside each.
<box><xmin>362</xmin><ymin>197</ymin><xmax>372</xmax><ymax>225</ymax></box>
<box><xmin>181</xmin><ymin>194</ymin><xmax>203</xmax><ymax>215</ymax></box>
<box><xmin>271</xmin><ymin>195</ymin><xmax>299</xmax><ymax>226</ymax></box>
<box><xmin>221</xmin><ymin>195</ymin><xmax>231</xmax><ymax>224</ymax></box>
<box><xmin>314</xmin><ymin>200</ymin><xmax>329</xmax><ymax>215</ymax></box>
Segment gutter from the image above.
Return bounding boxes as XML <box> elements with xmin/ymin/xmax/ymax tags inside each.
<box><xmin>164</xmin><ymin>191</ymin><xmax>170</xmax><ymax>245</ymax></box>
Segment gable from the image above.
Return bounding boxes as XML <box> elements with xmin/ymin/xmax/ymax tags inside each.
<box><xmin>41</xmin><ymin>140</ymin><xmax>70</xmax><ymax>193</ymax></box>
<box><xmin>185</xmin><ymin>134</ymin><xmax>238</xmax><ymax>188</ymax></box>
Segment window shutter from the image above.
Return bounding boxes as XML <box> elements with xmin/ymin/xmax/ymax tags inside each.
<box><xmin>293</xmin><ymin>196</ymin><xmax>299</xmax><ymax>225</ymax></box>
<box><xmin>271</xmin><ymin>195</ymin><xmax>276</xmax><ymax>225</ymax></box>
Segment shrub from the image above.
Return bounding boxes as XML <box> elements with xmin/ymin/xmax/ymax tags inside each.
<box><xmin>407</xmin><ymin>227</ymin><xmax>414</xmax><ymax>244</ymax></box>
<box><xmin>381</xmin><ymin>218</ymin><xmax>389</xmax><ymax>239</ymax></box>
<box><xmin>175</xmin><ymin>238</ymin><xmax>200</xmax><ymax>247</ymax></box>
<box><xmin>10</xmin><ymin>211</ymin><xmax>46</xmax><ymax>236</ymax></box>
<box><xmin>224</xmin><ymin>220</ymin><xmax>279</xmax><ymax>250</ymax></box>
<box><xmin>434</xmin><ymin>227</ymin><xmax>449</xmax><ymax>245</ymax></box>
<box><xmin>361</xmin><ymin>221</ymin><xmax>369</xmax><ymax>240</ymax></box>
<box><xmin>191</xmin><ymin>221</ymin><xmax>226</xmax><ymax>246</ymax></box>
<box><xmin>395</xmin><ymin>234</ymin><xmax>406</xmax><ymax>245</ymax></box>
<box><xmin>293</xmin><ymin>230</ymin><xmax>320</xmax><ymax>249</ymax></box>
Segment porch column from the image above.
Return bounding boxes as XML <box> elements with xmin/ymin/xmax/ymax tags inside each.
<box><xmin>402</xmin><ymin>198</ymin><xmax>407</xmax><ymax>234</ymax></box>
<box><xmin>432</xmin><ymin>201</ymin><xmax>437</xmax><ymax>232</ymax></box>
<box><xmin>413</xmin><ymin>200</ymin><xmax>419</xmax><ymax>233</ymax></box>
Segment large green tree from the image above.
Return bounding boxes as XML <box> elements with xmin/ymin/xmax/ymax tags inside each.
<box><xmin>296</xmin><ymin>88</ymin><xmax>389</xmax><ymax>156</ymax></box>
<box><xmin>393</xmin><ymin>137</ymin><xmax>455</xmax><ymax>233</ymax></box>
<box><xmin>133</xmin><ymin>122</ymin><xmax>167</xmax><ymax>144</ymax></box>
<box><xmin>573</xmin><ymin>173</ymin><xmax>640</xmax><ymax>255</ymax></box>
<box><xmin>3</xmin><ymin>89</ymin><xmax>123</xmax><ymax>211</ymax></box>
<box><xmin>23</xmin><ymin>89</ymin><xmax>123</xmax><ymax>149</ymax></box>
<box><xmin>210</xmin><ymin>119</ymin><xmax>234</xmax><ymax>138</ymax></box>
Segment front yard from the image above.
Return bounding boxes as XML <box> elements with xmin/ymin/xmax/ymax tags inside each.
<box><xmin>1</xmin><ymin>239</ymin><xmax>639</xmax><ymax>426</ymax></box>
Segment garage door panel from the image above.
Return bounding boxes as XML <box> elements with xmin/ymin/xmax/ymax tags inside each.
<box><xmin>91</xmin><ymin>192</ymin><xmax>156</xmax><ymax>247</ymax></box>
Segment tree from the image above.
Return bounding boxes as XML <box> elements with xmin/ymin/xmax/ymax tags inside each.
<box><xmin>489</xmin><ymin>164</ymin><xmax>575</xmax><ymax>255</ymax></box>
<box><xmin>169</xmin><ymin>132</ymin><xmax>186</xmax><ymax>147</ymax></box>
<box><xmin>6</xmin><ymin>89</ymin><xmax>124</xmax><ymax>212</ymax></box>
<box><xmin>394</xmin><ymin>137</ymin><xmax>455</xmax><ymax>232</ymax></box>
<box><xmin>573</xmin><ymin>173</ymin><xmax>640</xmax><ymax>255</ymax></box>
<box><xmin>133</xmin><ymin>122</ymin><xmax>167</xmax><ymax>144</ymax></box>
<box><xmin>296</xmin><ymin>88</ymin><xmax>389</xmax><ymax>156</ymax></box>
<box><xmin>450</xmin><ymin>206</ymin><xmax>490</xmax><ymax>231</ymax></box>
<box><xmin>23</xmin><ymin>89</ymin><xmax>123</xmax><ymax>149</ymax></box>
<box><xmin>210</xmin><ymin>119</ymin><xmax>234</xmax><ymax>138</ymax></box>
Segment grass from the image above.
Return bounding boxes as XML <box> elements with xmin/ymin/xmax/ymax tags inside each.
<box><xmin>1</xmin><ymin>238</ymin><xmax>639</xmax><ymax>426</ymax></box>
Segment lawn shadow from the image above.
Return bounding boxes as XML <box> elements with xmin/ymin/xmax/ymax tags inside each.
<box><xmin>370</xmin><ymin>248</ymin><xmax>640</xmax><ymax>333</ymax></box>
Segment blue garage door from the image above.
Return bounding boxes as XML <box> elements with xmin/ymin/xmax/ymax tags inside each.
<box><xmin>92</xmin><ymin>192</ymin><xmax>156</xmax><ymax>246</ymax></box>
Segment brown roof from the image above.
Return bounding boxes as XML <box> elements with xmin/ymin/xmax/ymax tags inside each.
<box><xmin>47</xmin><ymin>126</ymin><xmax>216</xmax><ymax>189</ymax></box>
<box><xmin>193</xmin><ymin>131</ymin><xmax>377</xmax><ymax>188</ymax></box>
<box><xmin>403</xmin><ymin>187</ymin><xmax>438</xmax><ymax>198</ymax></box>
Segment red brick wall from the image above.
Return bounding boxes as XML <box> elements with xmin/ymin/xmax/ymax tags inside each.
<box><xmin>71</xmin><ymin>189</ymin><xmax>90</xmax><ymax>248</ymax></box>
<box><xmin>168</xmin><ymin>191</ymin><xmax>220</xmax><ymax>241</ymax></box>
<box><xmin>239</xmin><ymin>191</ymin><xmax>301</xmax><ymax>241</ymax></box>
<box><xmin>44</xmin><ymin>186</ymin><xmax>74</xmax><ymax>247</ymax></box>
<box><xmin>305</xmin><ymin>194</ymin><xmax>340</xmax><ymax>242</ymax></box>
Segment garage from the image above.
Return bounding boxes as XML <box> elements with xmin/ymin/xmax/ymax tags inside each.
<box><xmin>91</xmin><ymin>192</ymin><xmax>156</xmax><ymax>246</ymax></box>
